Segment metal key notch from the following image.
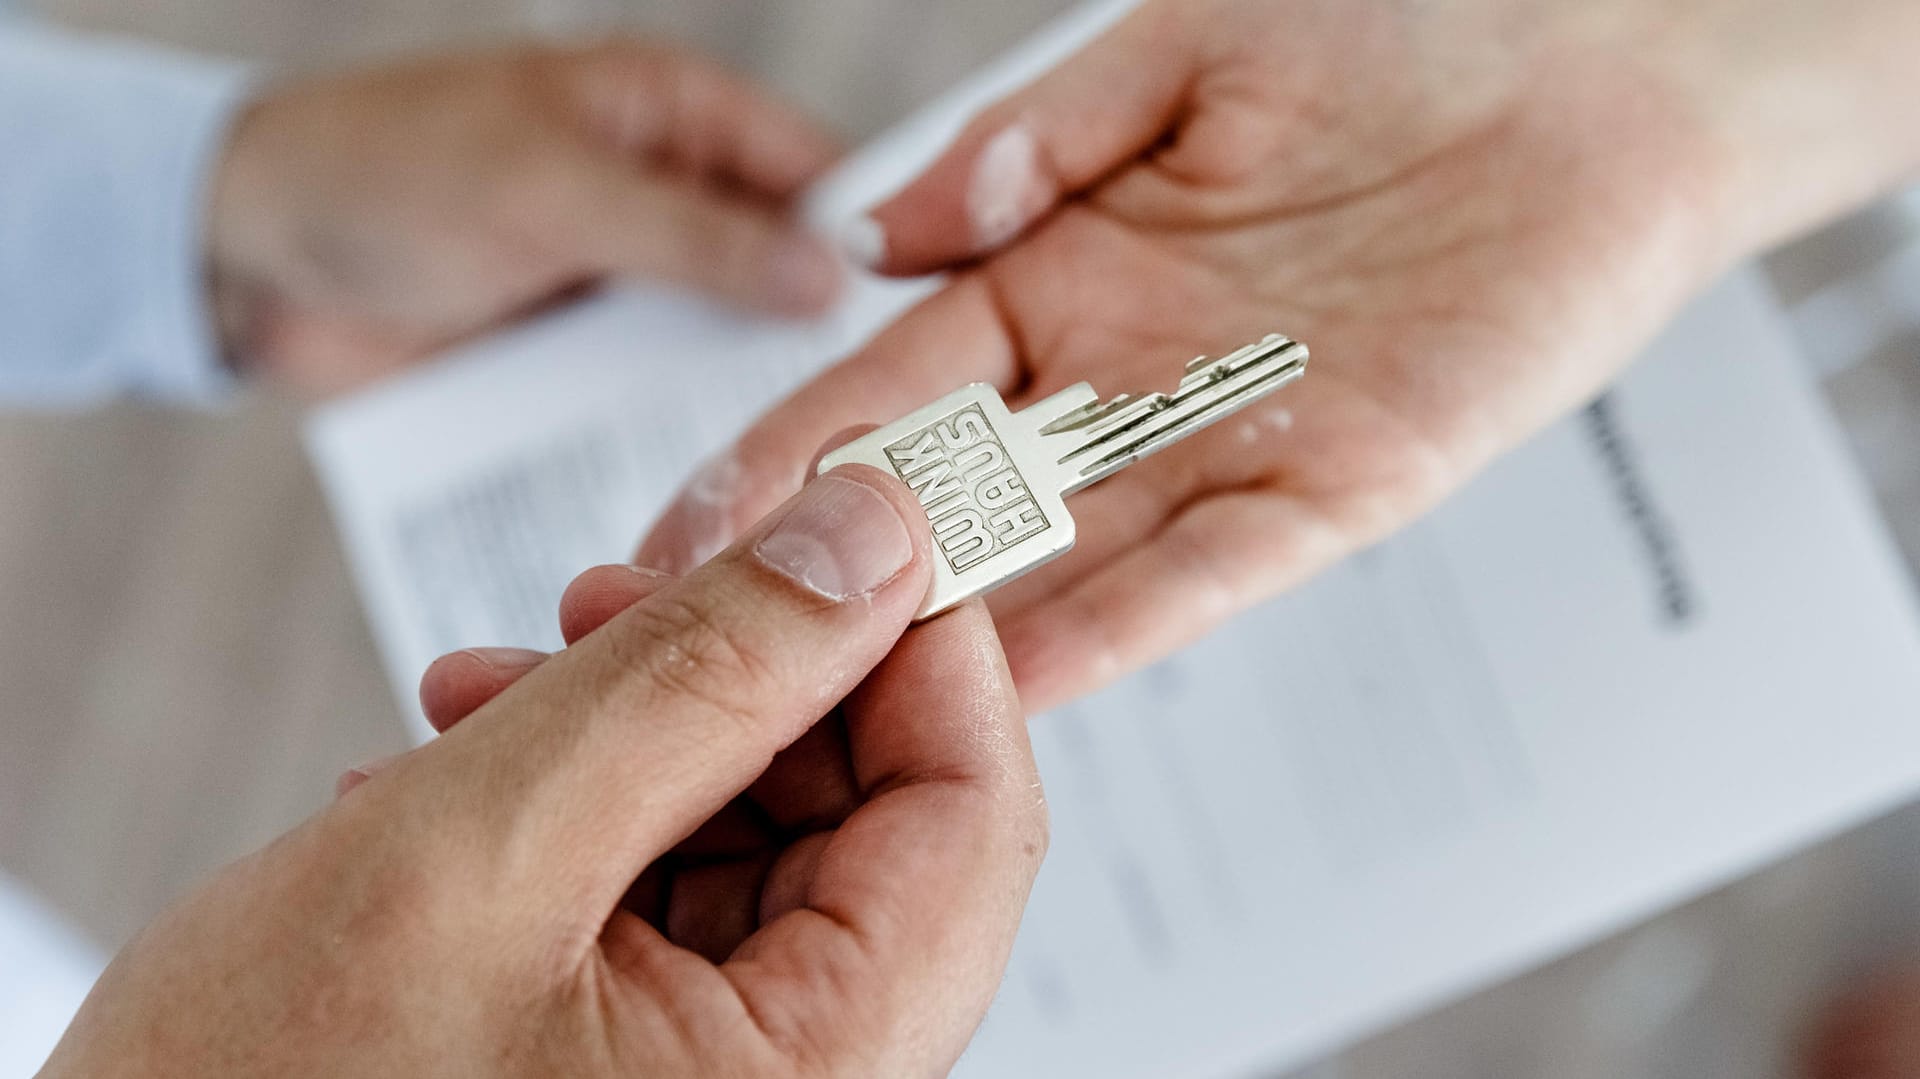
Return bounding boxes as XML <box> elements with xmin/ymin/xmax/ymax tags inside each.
<box><xmin>818</xmin><ymin>334</ymin><xmax>1308</xmax><ymax>619</ymax></box>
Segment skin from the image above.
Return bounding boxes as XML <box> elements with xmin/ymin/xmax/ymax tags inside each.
<box><xmin>207</xmin><ymin>40</ymin><xmax>846</xmax><ymax>395</ymax></box>
<box><xmin>66</xmin><ymin>11</ymin><xmax>1918</xmax><ymax>1072</ymax></box>
<box><xmin>1805</xmin><ymin>970</ymin><xmax>1920</xmax><ymax>1079</ymax></box>
<box><xmin>634</xmin><ymin>0</ymin><xmax>1920</xmax><ymax>716</ymax></box>
<box><xmin>42</xmin><ymin>467</ymin><xmax>1048</xmax><ymax>1077</ymax></box>
<box><xmin>623</xmin><ymin>9</ymin><xmax>1920</xmax><ymax>1068</ymax></box>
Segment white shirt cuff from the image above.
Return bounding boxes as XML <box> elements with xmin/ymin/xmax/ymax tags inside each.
<box><xmin>0</xmin><ymin>22</ymin><xmax>253</xmax><ymax>407</ymax></box>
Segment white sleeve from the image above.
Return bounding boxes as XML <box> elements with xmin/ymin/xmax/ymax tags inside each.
<box><xmin>0</xmin><ymin>20</ymin><xmax>252</xmax><ymax>407</ymax></box>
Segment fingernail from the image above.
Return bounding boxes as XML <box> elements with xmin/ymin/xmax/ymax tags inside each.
<box><xmin>765</xmin><ymin>233</ymin><xmax>842</xmax><ymax>315</ymax></box>
<box><xmin>840</xmin><ymin>214</ymin><xmax>887</xmax><ymax>271</ymax></box>
<box><xmin>625</xmin><ymin>564</ymin><xmax>673</xmax><ymax>578</ymax></box>
<box><xmin>459</xmin><ymin>647</ymin><xmax>548</xmax><ymax>672</ymax></box>
<box><xmin>638</xmin><ymin>529</ymin><xmax>726</xmax><ymax>576</ymax></box>
<box><xmin>754</xmin><ymin>474</ymin><xmax>914</xmax><ymax>600</ymax></box>
<box><xmin>968</xmin><ymin>123</ymin><xmax>1049</xmax><ymax>253</ymax></box>
<box><xmin>648</xmin><ymin>451</ymin><xmax>747</xmax><ymax>574</ymax></box>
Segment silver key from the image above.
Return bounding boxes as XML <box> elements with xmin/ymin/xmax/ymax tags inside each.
<box><xmin>818</xmin><ymin>334</ymin><xmax>1309</xmax><ymax>619</ymax></box>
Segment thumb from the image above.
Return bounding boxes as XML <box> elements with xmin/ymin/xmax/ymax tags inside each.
<box><xmin>850</xmin><ymin>2</ymin><xmax>1198</xmax><ymax>276</ymax></box>
<box><xmin>394</xmin><ymin>466</ymin><xmax>934</xmax><ymax>919</ymax></box>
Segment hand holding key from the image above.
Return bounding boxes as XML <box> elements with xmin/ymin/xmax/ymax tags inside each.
<box><xmin>639</xmin><ymin>0</ymin><xmax>1920</xmax><ymax>711</ymax></box>
<box><xmin>47</xmin><ymin>468</ymin><xmax>1045</xmax><ymax>1078</ymax></box>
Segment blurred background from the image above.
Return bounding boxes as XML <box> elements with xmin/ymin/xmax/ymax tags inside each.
<box><xmin>2</xmin><ymin>1</ymin><xmax>1918</xmax><ymax>1075</ymax></box>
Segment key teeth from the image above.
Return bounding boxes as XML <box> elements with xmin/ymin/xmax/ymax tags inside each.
<box><xmin>1054</xmin><ymin>332</ymin><xmax>1310</xmax><ymax>484</ymax></box>
<box><xmin>1039</xmin><ymin>391</ymin><xmax>1140</xmax><ymax>435</ymax></box>
<box><xmin>1037</xmin><ymin>400</ymin><xmax>1101</xmax><ymax>436</ymax></box>
<box><xmin>1039</xmin><ymin>333</ymin><xmax>1306</xmax><ymax>444</ymax></box>
<box><xmin>1181</xmin><ymin>334</ymin><xmax>1298</xmax><ymax>379</ymax></box>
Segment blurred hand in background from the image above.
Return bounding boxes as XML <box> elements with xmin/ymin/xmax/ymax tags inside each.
<box><xmin>209</xmin><ymin>40</ymin><xmax>844</xmax><ymax>395</ymax></box>
<box><xmin>637</xmin><ymin>0</ymin><xmax>1920</xmax><ymax>713</ymax></box>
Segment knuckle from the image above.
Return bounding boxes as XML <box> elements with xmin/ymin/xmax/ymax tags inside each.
<box><xmin>1018</xmin><ymin>790</ymin><xmax>1053</xmax><ymax>866</ymax></box>
<box><xmin>490</xmin><ymin>140</ymin><xmax>588</xmax><ymax>238</ymax></box>
<box><xmin>703</xmin><ymin>213</ymin><xmax>777</xmax><ymax>288</ymax></box>
<box><xmin>1013</xmin><ymin>779</ymin><xmax>1059</xmax><ymax>856</ymax></box>
<box><xmin>608</xmin><ymin>592</ymin><xmax>781</xmax><ymax>732</ymax></box>
<box><xmin>980</xmin><ymin>776</ymin><xmax>1050</xmax><ymax>875</ymax></box>
<box><xmin>756</xmin><ymin>1016</ymin><xmax>834</xmax><ymax>1078</ymax></box>
<box><xmin>295</xmin><ymin>813</ymin><xmax>454</xmax><ymax>942</ymax></box>
<box><xmin>748</xmin><ymin>966</ymin><xmax>873</xmax><ymax>1076</ymax></box>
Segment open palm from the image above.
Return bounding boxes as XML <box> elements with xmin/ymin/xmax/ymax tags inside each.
<box><xmin>639</xmin><ymin>0</ymin><xmax>1750</xmax><ymax>710</ymax></box>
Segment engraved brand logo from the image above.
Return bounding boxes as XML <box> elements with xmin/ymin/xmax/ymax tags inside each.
<box><xmin>884</xmin><ymin>405</ymin><xmax>1048</xmax><ymax>573</ymax></box>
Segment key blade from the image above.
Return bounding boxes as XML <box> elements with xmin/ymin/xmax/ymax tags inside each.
<box><xmin>1052</xmin><ymin>334</ymin><xmax>1307</xmax><ymax>495</ymax></box>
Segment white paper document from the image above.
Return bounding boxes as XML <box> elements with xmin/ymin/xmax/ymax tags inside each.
<box><xmin>306</xmin><ymin>6</ymin><xmax>1920</xmax><ymax>1076</ymax></box>
<box><xmin>0</xmin><ymin>874</ymin><xmax>104</xmax><ymax>1078</ymax></box>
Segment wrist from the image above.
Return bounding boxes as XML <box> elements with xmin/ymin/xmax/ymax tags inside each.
<box><xmin>203</xmin><ymin>91</ymin><xmax>287</xmax><ymax>369</ymax></box>
<box><xmin>1621</xmin><ymin>0</ymin><xmax>1920</xmax><ymax>261</ymax></box>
